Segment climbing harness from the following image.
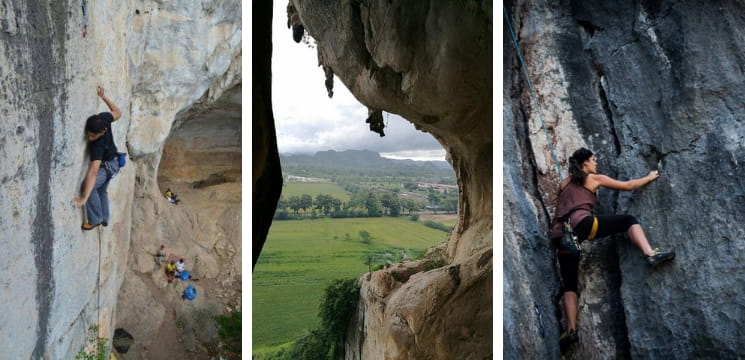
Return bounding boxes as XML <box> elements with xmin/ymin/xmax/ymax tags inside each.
<box><xmin>503</xmin><ymin>5</ymin><xmax>563</xmax><ymax>180</ymax></box>
<box><xmin>561</xmin><ymin>222</ymin><xmax>582</xmax><ymax>255</ymax></box>
<box><xmin>587</xmin><ymin>217</ymin><xmax>599</xmax><ymax>241</ymax></box>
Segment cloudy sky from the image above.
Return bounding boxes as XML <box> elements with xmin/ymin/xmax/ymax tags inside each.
<box><xmin>271</xmin><ymin>1</ymin><xmax>446</xmax><ymax>161</ymax></box>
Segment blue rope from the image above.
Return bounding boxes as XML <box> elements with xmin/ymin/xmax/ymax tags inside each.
<box><xmin>504</xmin><ymin>6</ymin><xmax>564</xmax><ymax>181</ymax></box>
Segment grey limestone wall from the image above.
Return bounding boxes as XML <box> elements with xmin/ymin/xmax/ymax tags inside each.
<box><xmin>0</xmin><ymin>0</ymin><xmax>240</xmax><ymax>358</ymax></box>
<box><xmin>505</xmin><ymin>0</ymin><xmax>745</xmax><ymax>358</ymax></box>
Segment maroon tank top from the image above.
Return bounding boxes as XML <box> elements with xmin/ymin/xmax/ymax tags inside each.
<box><xmin>549</xmin><ymin>181</ymin><xmax>597</xmax><ymax>238</ymax></box>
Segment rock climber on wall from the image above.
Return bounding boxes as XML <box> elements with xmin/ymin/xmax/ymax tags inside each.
<box><xmin>550</xmin><ymin>148</ymin><xmax>675</xmax><ymax>350</ymax></box>
<box><xmin>73</xmin><ymin>86</ymin><xmax>123</xmax><ymax>230</ymax></box>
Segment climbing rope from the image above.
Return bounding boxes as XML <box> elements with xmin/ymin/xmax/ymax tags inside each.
<box><xmin>96</xmin><ymin>229</ymin><xmax>102</xmax><ymax>329</ymax></box>
<box><xmin>503</xmin><ymin>5</ymin><xmax>564</xmax><ymax>181</ymax></box>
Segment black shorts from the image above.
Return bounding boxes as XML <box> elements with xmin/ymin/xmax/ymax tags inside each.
<box><xmin>557</xmin><ymin>215</ymin><xmax>639</xmax><ymax>293</ymax></box>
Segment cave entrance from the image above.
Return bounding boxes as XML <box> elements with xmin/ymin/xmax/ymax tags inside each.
<box><xmin>130</xmin><ymin>84</ymin><xmax>242</xmax><ymax>358</ymax></box>
<box><xmin>158</xmin><ymin>85</ymin><xmax>242</xmax><ymax>195</ymax></box>
<box><xmin>252</xmin><ymin>2</ymin><xmax>456</xmax><ymax>355</ymax></box>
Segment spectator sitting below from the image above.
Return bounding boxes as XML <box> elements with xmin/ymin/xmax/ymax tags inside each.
<box><xmin>165</xmin><ymin>261</ymin><xmax>176</xmax><ymax>283</ymax></box>
<box><xmin>164</xmin><ymin>188</ymin><xmax>180</xmax><ymax>204</ymax></box>
<box><xmin>175</xmin><ymin>258</ymin><xmax>185</xmax><ymax>276</ymax></box>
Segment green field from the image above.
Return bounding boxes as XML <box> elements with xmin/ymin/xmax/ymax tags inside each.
<box><xmin>440</xmin><ymin>220</ymin><xmax>457</xmax><ymax>228</ymax></box>
<box><xmin>280</xmin><ymin>182</ymin><xmax>351</xmax><ymax>201</ymax></box>
<box><xmin>252</xmin><ymin>217</ymin><xmax>449</xmax><ymax>354</ymax></box>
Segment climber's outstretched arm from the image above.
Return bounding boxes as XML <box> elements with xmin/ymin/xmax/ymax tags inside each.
<box><xmin>588</xmin><ymin>171</ymin><xmax>659</xmax><ymax>191</ymax></box>
<box><xmin>97</xmin><ymin>86</ymin><xmax>121</xmax><ymax>121</ymax></box>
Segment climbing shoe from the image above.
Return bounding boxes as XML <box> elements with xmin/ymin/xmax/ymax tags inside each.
<box><xmin>647</xmin><ymin>249</ymin><xmax>675</xmax><ymax>267</ymax></box>
<box><xmin>559</xmin><ymin>329</ymin><xmax>578</xmax><ymax>350</ymax></box>
<box><xmin>81</xmin><ymin>223</ymin><xmax>100</xmax><ymax>231</ymax></box>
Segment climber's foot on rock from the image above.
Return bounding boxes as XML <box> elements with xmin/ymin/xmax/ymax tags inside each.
<box><xmin>81</xmin><ymin>222</ymin><xmax>101</xmax><ymax>231</ymax></box>
<box><xmin>559</xmin><ymin>329</ymin><xmax>578</xmax><ymax>351</ymax></box>
<box><xmin>647</xmin><ymin>249</ymin><xmax>675</xmax><ymax>267</ymax></box>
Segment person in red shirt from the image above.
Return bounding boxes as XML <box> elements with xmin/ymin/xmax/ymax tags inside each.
<box><xmin>552</xmin><ymin>148</ymin><xmax>675</xmax><ymax>349</ymax></box>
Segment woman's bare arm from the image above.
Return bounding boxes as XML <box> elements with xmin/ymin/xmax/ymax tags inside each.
<box><xmin>587</xmin><ymin>171</ymin><xmax>659</xmax><ymax>191</ymax></box>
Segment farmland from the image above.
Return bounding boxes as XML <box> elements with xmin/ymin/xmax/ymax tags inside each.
<box><xmin>252</xmin><ymin>217</ymin><xmax>450</xmax><ymax>356</ymax></box>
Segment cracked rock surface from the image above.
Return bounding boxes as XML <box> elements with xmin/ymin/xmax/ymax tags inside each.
<box><xmin>505</xmin><ymin>1</ymin><xmax>745</xmax><ymax>358</ymax></box>
<box><xmin>0</xmin><ymin>1</ymin><xmax>240</xmax><ymax>358</ymax></box>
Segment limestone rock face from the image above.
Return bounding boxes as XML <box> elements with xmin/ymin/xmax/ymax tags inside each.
<box><xmin>505</xmin><ymin>1</ymin><xmax>745</xmax><ymax>358</ymax></box>
<box><xmin>127</xmin><ymin>0</ymin><xmax>242</xmax><ymax>158</ymax></box>
<box><xmin>347</xmin><ymin>248</ymin><xmax>492</xmax><ymax>360</ymax></box>
<box><xmin>0</xmin><ymin>1</ymin><xmax>240</xmax><ymax>358</ymax></box>
<box><xmin>116</xmin><ymin>83</ymin><xmax>242</xmax><ymax>358</ymax></box>
<box><xmin>287</xmin><ymin>1</ymin><xmax>493</xmax><ymax>358</ymax></box>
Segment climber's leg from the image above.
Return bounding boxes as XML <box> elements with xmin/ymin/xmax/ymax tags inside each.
<box><xmin>563</xmin><ymin>291</ymin><xmax>578</xmax><ymax>332</ymax></box>
<box><xmin>98</xmin><ymin>175</ymin><xmax>111</xmax><ymax>224</ymax></box>
<box><xmin>85</xmin><ymin>168</ymin><xmax>108</xmax><ymax>226</ymax></box>
<box><xmin>575</xmin><ymin>215</ymin><xmax>654</xmax><ymax>254</ymax></box>
<box><xmin>558</xmin><ymin>249</ymin><xmax>580</xmax><ymax>332</ymax></box>
<box><xmin>627</xmin><ymin>224</ymin><xmax>655</xmax><ymax>256</ymax></box>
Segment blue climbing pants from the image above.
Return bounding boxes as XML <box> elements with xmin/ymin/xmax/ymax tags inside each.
<box><xmin>85</xmin><ymin>160</ymin><xmax>120</xmax><ymax>225</ymax></box>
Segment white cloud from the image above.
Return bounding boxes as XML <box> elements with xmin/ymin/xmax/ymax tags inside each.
<box><xmin>270</xmin><ymin>1</ymin><xmax>444</xmax><ymax>160</ymax></box>
<box><xmin>381</xmin><ymin>149</ymin><xmax>447</xmax><ymax>161</ymax></box>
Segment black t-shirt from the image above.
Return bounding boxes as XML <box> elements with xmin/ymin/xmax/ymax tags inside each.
<box><xmin>88</xmin><ymin>112</ymin><xmax>118</xmax><ymax>161</ymax></box>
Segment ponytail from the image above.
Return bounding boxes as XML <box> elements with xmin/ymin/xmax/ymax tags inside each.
<box><xmin>568</xmin><ymin>148</ymin><xmax>593</xmax><ymax>185</ymax></box>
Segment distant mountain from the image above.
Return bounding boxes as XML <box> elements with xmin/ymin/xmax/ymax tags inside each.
<box><xmin>279</xmin><ymin>150</ymin><xmax>454</xmax><ymax>182</ymax></box>
<box><xmin>394</xmin><ymin>158</ymin><xmax>452</xmax><ymax>171</ymax></box>
<box><xmin>280</xmin><ymin>150</ymin><xmax>451</xmax><ymax>170</ymax></box>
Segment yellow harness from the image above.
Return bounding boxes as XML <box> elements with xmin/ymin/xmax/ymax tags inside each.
<box><xmin>587</xmin><ymin>217</ymin><xmax>599</xmax><ymax>241</ymax></box>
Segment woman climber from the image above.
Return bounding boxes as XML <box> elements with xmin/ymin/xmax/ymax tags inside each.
<box><xmin>550</xmin><ymin>148</ymin><xmax>675</xmax><ymax>349</ymax></box>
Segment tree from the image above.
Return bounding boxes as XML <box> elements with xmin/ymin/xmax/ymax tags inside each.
<box><xmin>290</xmin><ymin>278</ymin><xmax>360</xmax><ymax>360</ymax></box>
<box><xmin>315</xmin><ymin>194</ymin><xmax>333</xmax><ymax>215</ymax></box>
<box><xmin>359</xmin><ymin>230</ymin><xmax>372</xmax><ymax>244</ymax></box>
<box><xmin>365</xmin><ymin>192</ymin><xmax>383</xmax><ymax>217</ymax></box>
<box><xmin>349</xmin><ymin>192</ymin><xmax>366</xmax><ymax>210</ymax></box>
<box><xmin>290</xmin><ymin>329</ymin><xmax>330</xmax><ymax>360</ymax></box>
<box><xmin>399</xmin><ymin>198</ymin><xmax>410</xmax><ymax>214</ymax></box>
<box><xmin>389</xmin><ymin>198</ymin><xmax>401</xmax><ymax>216</ymax></box>
<box><xmin>288</xmin><ymin>196</ymin><xmax>301</xmax><ymax>215</ymax></box>
<box><xmin>274</xmin><ymin>210</ymin><xmax>290</xmax><ymax>220</ymax></box>
<box><xmin>412</xmin><ymin>199</ymin><xmax>421</xmax><ymax>214</ymax></box>
<box><xmin>300</xmin><ymin>194</ymin><xmax>314</xmax><ymax>214</ymax></box>
<box><xmin>331</xmin><ymin>198</ymin><xmax>343</xmax><ymax>213</ymax></box>
<box><xmin>381</xmin><ymin>193</ymin><xmax>401</xmax><ymax>217</ymax></box>
<box><xmin>442</xmin><ymin>196</ymin><xmax>458</xmax><ymax>213</ymax></box>
<box><xmin>277</xmin><ymin>196</ymin><xmax>288</xmax><ymax>210</ymax></box>
<box><xmin>380</xmin><ymin>193</ymin><xmax>395</xmax><ymax>216</ymax></box>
